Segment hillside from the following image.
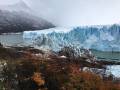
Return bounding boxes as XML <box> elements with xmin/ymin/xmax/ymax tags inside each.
<box><xmin>0</xmin><ymin>45</ymin><xmax>120</xmax><ymax>90</ymax></box>
<box><xmin>0</xmin><ymin>1</ymin><xmax>54</xmax><ymax>33</ymax></box>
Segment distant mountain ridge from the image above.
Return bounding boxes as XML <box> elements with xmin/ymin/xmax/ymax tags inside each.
<box><xmin>0</xmin><ymin>1</ymin><xmax>55</xmax><ymax>34</ymax></box>
<box><xmin>0</xmin><ymin>0</ymin><xmax>30</xmax><ymax>12</ymax></box>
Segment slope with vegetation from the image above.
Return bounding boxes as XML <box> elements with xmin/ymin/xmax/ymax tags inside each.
<box><xmin>0</xmin><ymin>45</ymin><xmax>119</xmax><ymax>90</ymax></box>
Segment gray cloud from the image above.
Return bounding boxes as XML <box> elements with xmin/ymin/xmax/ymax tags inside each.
<box><xmin>0</xmin><ymin>0</ymin><xmax>20</xmax><ymax>5</ymax></box>
<box><xmin>1</xmin><ymin>0</ymin><xmax>120</xmax><ymax>26</ymax></box>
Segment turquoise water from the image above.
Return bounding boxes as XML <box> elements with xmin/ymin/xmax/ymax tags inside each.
<box><xmin>0</xmin><ymin>33</ymin><xmax>120</xmax><ymax>61</ymax></box>
<box><xmin>0</xmin><ymin>33</ymin><xmax>24</xmax><ymax>46</ymax></box>
<box><xmin>91</xmin><ymin>50</ymin><xmax>120</xmax><ymax>61</ymax></box>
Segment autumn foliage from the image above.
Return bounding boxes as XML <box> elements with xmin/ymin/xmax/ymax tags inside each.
<box><xmin>0</xmin><ymin>46</ymin><xmax>120</xmax><ymax>90</ymax></box>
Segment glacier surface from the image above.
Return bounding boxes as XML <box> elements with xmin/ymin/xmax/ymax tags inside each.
<box><xmin>23</xmin><ymin>24</ymin><xmax>120</xmax><ymax>51</ymax></box>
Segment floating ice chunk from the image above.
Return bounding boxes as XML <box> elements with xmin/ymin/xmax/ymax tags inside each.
<box><xmin>107</xmin><ymin>65</ymin><xmax>120</xmax><ymax>77</ymax></box>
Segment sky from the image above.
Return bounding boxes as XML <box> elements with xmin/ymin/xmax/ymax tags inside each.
<box><xmin>0</xmin><ymin>0</ymin><xmax>120</xmax><ymax>27</ymax></box>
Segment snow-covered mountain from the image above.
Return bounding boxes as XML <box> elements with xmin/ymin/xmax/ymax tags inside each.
<box><xmin>23</xmin><ymin>24</ymin><xmax>120</xmax><ymax>52</ymax></box>
<box><xmin>0</xmin><ymin>0</ymin><xmax>30</xmax><ymax>12</ymax></box>
<box><xmin>0</xmin><ymin>1</ymin><xmax>54</xmax><ymax>33</ymax></box>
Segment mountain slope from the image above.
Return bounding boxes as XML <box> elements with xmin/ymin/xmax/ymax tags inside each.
<box><xmin>0</xmin><ymin>0</ymin><xmax>30</xmax><ymax>12</ymax></box>
<box><xmin>0</xmin><ymin>1</ymin><xmax>55</xmax><ymax>33</ymax></box>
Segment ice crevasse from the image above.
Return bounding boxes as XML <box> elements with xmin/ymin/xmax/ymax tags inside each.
<box><xmin>23</xmin><ymin>24</ymin><xmax>120</xmax><ymax>52</ymax></box>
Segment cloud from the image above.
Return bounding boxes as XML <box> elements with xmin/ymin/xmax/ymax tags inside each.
<box><xmin>0</xmin><ymin>0</ymin><xmax>20</xmax><ymax>5</ymax></box>
<box><xmin>1</xmin><ymin>0</ymin><xmax>120</xmax><ymax>27</ymax></box>
<box><xmin>22</xmin><ymin>0</ymin><xmax>120</xmax><ymax>26</ymax></box>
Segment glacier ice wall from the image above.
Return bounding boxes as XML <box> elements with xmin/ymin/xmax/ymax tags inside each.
<box><xmin>23</xmin><ymin>24</ymin><xmax>120</xmax><ymax>51</ymax></box>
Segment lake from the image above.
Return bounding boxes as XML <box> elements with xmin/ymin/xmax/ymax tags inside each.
<box><xmin>0</xmin><ymin>33</ymin><xmax>24</xmax><ymax>46</ymax></box>
<box><xmin>0</xmin><ymin>33</ymin><xmax>120</xmax><ymax>62</ymax></box>
<box><xmin>91</xmin><ymin>50</ymin><xmax>120</xmax><ymax>61</ymax></box>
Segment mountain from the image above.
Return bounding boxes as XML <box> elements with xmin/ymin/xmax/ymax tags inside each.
<box><xmin>0</xmin><ymin>0</ymin><xmax>30</xmax><ymax>12</ymax></box>
<box><xmin>0</xmin><ymin>1</ymin><xmax>54</xmax><ymax>33</ymax></box>
<box><xmin>23</xmin><ymin>24</ymin><xmax>120</xmax><ymax>52</ymax></box>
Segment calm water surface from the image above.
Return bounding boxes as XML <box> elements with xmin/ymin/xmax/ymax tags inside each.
<box><xmin>0</xmin><ymin>33</ymin><xmax>24</xmax><ymax>46</ymax></box>
<box><xmin>0</xmin><ymin>33</ymin><xmax>120</xmax><ymax>61</ymax></box>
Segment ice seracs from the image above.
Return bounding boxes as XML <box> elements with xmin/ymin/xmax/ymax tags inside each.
<box><xmin>23</xmin><ymin>24</ymin><xmax>120</xmax><ymax>52</ymax></box>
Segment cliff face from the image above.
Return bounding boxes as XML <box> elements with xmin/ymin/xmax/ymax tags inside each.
<box><xmin>23</xmin><ymin>24</ymin><xmax>120</xmax><ymax>52</ymax></box>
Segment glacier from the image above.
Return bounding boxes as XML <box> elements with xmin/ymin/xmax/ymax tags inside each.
<box><xmin>23</xmin><ymin>24</ymin><xmax>120</xmax><ymax>52</ymax></box>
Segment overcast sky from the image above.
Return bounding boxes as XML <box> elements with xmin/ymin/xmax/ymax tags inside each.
<box><xmin>0</xmin><ymin>0</ymin><xmax>120</xmax><ymax>26</ymax></box>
